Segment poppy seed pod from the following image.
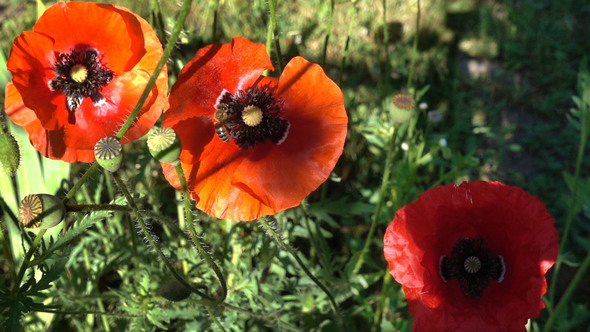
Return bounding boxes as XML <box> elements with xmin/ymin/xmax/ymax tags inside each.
<box><xmin>390</xmin><ymin>94</ymin><xmax>415</xmax><ymax>123</ymax></box>
<box><xmin>147</xmin><ymin>127</ymin><xmax>181</xmax><ymax>165</ymax></box>
<box><xmin>19</xmin><ymin>194</ymin><xmax>65</xmax><ymax>229</ymax></box>
<box><xmin>94</xmin><ymin>136</ymin><xmax>123</xmax><ymax>172</ymax></box>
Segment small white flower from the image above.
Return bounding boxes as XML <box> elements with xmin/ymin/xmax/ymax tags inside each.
<box><xmin>419</xmin><ymin>102</ymin><xmax>428</xmax><ymax>110</ymax></box>
<box><xmin>428</xmin><ymin>110</ymin><xmax>443</xmax><ymax>123</ymax></box>
<box><xmin>401</xmin><ymin>142</ymin><xmax>409</xmax><ymax>151</ymax></box>
<box><xmin>439</xmin><ymin>138</ymin><xmax>447</xmax><ymax>147</ymax></box>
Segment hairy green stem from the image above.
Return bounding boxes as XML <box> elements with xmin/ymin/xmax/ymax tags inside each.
<box><xmin>353</xmin><ymin>125</ymin><xmax>397</xmax><ymax>274</ymax></box>
<box><xmin>321</xmin><ymin>0</ymin><xmax>335</xmax><ymax>67</ymax></box>
<box><xmin>64</xmin><ymin>163</ymin><xmax>100</xmax><ymax>201</ymax></box>
<box><xmin>549</xmin><ymin>89</ymin><xmax>590</xmax><ymax>303</ymax></box>
<box><xmin>371</xmin><ymin>270</ymin><xmax>392</xmax><ymax>332</ymax></box>
<box><xmin>258</xmin><ymin>216</ymin><xmax>345</xmax><ymax>330</ymax></box>
<box><xmin>174</xmin><ymin>163</ymin><xmax>228</xmax><ymax>305</ymax></box>
<box><xmin>407</xmin><ymin>0</ymin><xmax>420</xmax><ymax>90</ymax></box>
<box><xmin>543</xmin><ymin>250</ymin><xmax>590</xmax><ymax>332</ymax></box>
<box><xmin>267</xmin><ymin>0</ymin><xmax>283</xmax><ymax>72</ymax></box>
<box><xmin>12</xmin><ymin>229</ymin><xmax>47</xmax><ymax>297</ymax></box>
<box><xmin>66</xmin><ymin>203</ymin><xmax>131</xmax><ymax>213</ymax></box>
<box><xmin>112</xmin><ymin>173</ymin><xmax>217</xmax><ymax>305</ymax></box>
<box><xmin>338</xmin><ymin>4</ymin><xmax>357</xmax><ymax>86</ymax></box>
<box><xmin>207</xmin><ymin>306</ymin><xmax>226</xmax><ymax>332</ymax></box>
<box><xmin>115</xmin><ymin>0</ymin><xmax>193</xmax><ymax>140</ymax></box>
<box><xmin>0</xmin><ymin>217</ymin><xmax>17</xmax><ymax>281</ymax></box>
<box><xmin>211</xmin><ymin>0</ymin><xmax>221</xmax><ymax>43</ymax></box>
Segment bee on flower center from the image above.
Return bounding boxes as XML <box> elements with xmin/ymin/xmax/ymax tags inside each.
<box><xmin>213</xmin><ymin>107</ymin><xmax>237</xmax><ymax>143</ymax></box>
<box><xmin>213</xmin><ymin>86</ymin><xmax>289</xmax><ymax>148</ymax></box>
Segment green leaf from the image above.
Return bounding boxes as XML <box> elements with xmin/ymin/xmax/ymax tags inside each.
<box><xmin>31</xmin><ymin>211</ymin><xmax>112</xmax><ymax>265</ymax></box>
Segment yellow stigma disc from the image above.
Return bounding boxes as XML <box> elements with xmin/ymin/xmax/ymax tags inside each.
<box><xmin>242</xmin><ymin>105</ymin><xmax>263</xmax><ymax>127</ymax></box>
<box><xmin>70</xmin><ymin>64</ymin><xmax>88</xmax><ymax>83</ymax></box>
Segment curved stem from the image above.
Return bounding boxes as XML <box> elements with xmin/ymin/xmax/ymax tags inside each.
<box><xmin>207</xmin><ymin>306</ymin><xmax>226</xmax><ymax>332</ymax></box>
<box><xmin>549</xmin><ymin>116</ymin><xmax>589</xmax><ymax>302</ymax></box>
<box><xmin>371</xmin><ymin>270</ymin><xmax>392</xmax><ymax>332</ymax></box>
<box><xmin>66</xmin><ymin>203</ymin><xmax>131</xmax><ymax>213</ymax></box>
<box><xmin>63</xmin><ymin>163</ymin><xmax>100</xmax><ymax>202</ymax></box>
<box><xmin>353</xmin><ymin>125</ymin><xmax>397</xmax><ymax>274</ymax></box>
<box><xmin>115</xmin><ymin>0</ymin><xmax>193</xmax><ymax>140</ymax></box>
<box><xmin>174</xmin><ymin>164</ymin><xmax>228</xmax><ymax>305</ymax></box>
<box><xmin>112</xmin><ymin>173</ymin><xmax>217</xmax><ymax>305</ymax></box>
<box><xmin>321</xmin><ymin>0</ymin><xmax>335</xmax><ymax>68</ymax></box>
<box><xmin>407</xmin><ymin>0</ymin><xmax>420</xmax><ymax>90</ymax></box>
<box><xmin>267</xmin><ymin>0</ymin><xmax>283</xmax><ymax>73</ymax></box>
<box><xmin>12</xmin><ymin>229</ymin><xmax>47</xmax><ymax>297</ymax></box>
<box><xmin>543</xmin><ymin>250</ymin><xmax>590</xmax><ymax>332</ymax></box>
<box><xmin>258</xmin><ymin>216</ymin><xmax>345</xmax><ymax>330</ymax></box>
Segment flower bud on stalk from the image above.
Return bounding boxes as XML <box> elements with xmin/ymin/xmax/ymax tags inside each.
<box><xmin>158</xmin><ymin>279</ymin><xmax>192</xmax><ymax>301</ymax></box>
<box><xmin>19</xmin><ymin>194</ymin><xmax>65</xmax><ymax>229</ymax></box>
<box><xmin>0</xmin><ymin>130</ymin><xmax>20</xmax><ymax>176</ymax></box>
<box><xmin>147</xmin><ymin>127</ymin><xmax>181</xmax><ymax>165</ymax></box>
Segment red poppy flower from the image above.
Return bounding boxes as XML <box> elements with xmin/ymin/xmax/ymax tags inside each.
<box><xmin>4</xmin><ymin>1</ymin><xmax>168</xmax><ymax>162</ymax></box>
<box><xmin>161</xmin><ymin>37</ymin><xmax>347</xmax><ymax>221</ymax></box>
<box><xmin>383</xmin><ymin>181</ymin><xmax>559</xmax><ymax>332</ymax></box>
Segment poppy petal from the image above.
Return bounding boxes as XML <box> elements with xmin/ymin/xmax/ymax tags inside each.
<box><xmin>5</xmin><ymin>82</ymin><xmax>94</xmax><ymax>162</ymax></box>
<box><xmin>5</xmin><ymin>2</ymin><xmax>168</xmax><ymax>162</ymax></box>
<box><xmin>383</xmin><ymin>181</ymin><xmax>559</xmax><ymax>332</ymax></box>
<box><xmin>230</xmin><ymin>57</ymin><xmax>347</xmax><ymax>210</ymax></box>
<box><xmin>164</xmin><ymin>36</ymin><xmax>273</xmax><ymax>130</ymax></box>
<box><xmin>31</xmin><ymin>2</ymin><xmax>141</xmax><ymax>74</ymax></box>
<box><xmin>162</xmin><ymin>38</ymin><xmax>348</xmax><ymax>221</ymax></box>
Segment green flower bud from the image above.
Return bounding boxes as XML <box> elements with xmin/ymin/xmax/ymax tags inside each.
<box><xmin>94</xmin><ymin>137</ymin><xmax>123</xmax><ymax>172</ymax></box>
<box><xmin>0</xmin><ymin>131</ymin><xmax>20</xmax><ymax>176</ymax></box>
<box><xmin>147</xmin><ymin>127</ymin><xmax>181</xmax><ymax>165</ymax></box>
<box><xmin>390</xmin><ymin>94</ymin><xmax>415</xmax><ymax>123</ymax></box>
<box><xmin>19</xmin><ymin>194</ymin><xmax>65</xmax><ymax>229</ymax></box>
<box><xmin>158</xmin><ymin>279</ymin><xmax>192</xmax><ymax>301</ymax></box>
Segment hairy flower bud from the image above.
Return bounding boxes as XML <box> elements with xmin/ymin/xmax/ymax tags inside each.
<box><xmin>0</xmin><ymin>130</ymin><xmax>20</xmax><ymax>176</ymax></box>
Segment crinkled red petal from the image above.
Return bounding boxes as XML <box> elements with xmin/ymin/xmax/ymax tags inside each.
<box><xmin>231</xmin><ymin>57</ymin><xmax>347</xmax><ymax>211</ymax></box>
<box><xmin>5</xmin><ymin>82</ymin><xmax>94</xmax><ymax>162</ymax></box>
<box><xmin>163</xmin><ymin>39</ymin><xmax>347</xmax><ymax>221</ymax></box>
<box><xmin>5</xmin><ymin>2</ymin><xmax>167</xmax><ymax>162</ymax></box>
<box><xmin>32</xmin><ymin>2</ymin><xmax>140</xmax><ymax>74</ymax></box>
<box><xmin>164</xmin><ymin>36</ymin><xmax>273</xmax><ymax>131</ymax></box>
<box><xmin>383</xmin><ymin>181</ymin><xmax>559</xmax><ymax>332</ymax></box>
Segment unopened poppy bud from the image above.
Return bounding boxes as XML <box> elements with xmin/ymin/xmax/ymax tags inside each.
<box><xmin>0</xmin><ymin>131</ymin><xmax>20</xmax><ymax>176</ymax></box>
<box><xmin>390</xmin><ymin>94</ymin><xmax>415</xmax><ymax>123</ymax></box>
<box><xmin>147</xmin><ymin>127</ymin><xmax>181</xmax><ymax>165</ymax></box>
<box><xmin>158</xmin><ymin>279</ymin><xmax>192</xmax><ymax>301</ymax></box>
<box><xmin>94</xmin><ymin>137</ymin><xmax>123</xmax><ymax>172</ymax></box>
<box><xmin>19</xmin><ymin>194</ymin><xmax>65</xmax><ymax>229</ymax></box>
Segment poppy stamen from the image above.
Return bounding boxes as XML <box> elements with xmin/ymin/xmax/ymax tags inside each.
<box><xmin>214</xmin><ymin>86</ymin><xmax>289</xmax><ymax>149</ymax></box>
<box><xmin>50</xmin><ymin>49</ymin><xmax>114</xmax><ymax>112</ymax></box>
<box><xmin>439</xmin><ymin>237</ymin><xmax>505</xmax><ymax>297</ymax></box>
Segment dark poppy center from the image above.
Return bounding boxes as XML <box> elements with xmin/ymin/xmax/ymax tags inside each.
<box><xmin>50</xmin><ymin>49</ymin><xmax>114</xmax><ymax>113</ymax></box>
<box><xmin>214</xmin><ymin>85</ymin><xmax>289</xmax><ymax>149</ymax></box>
<box><xmin>439</xmin><ymin>238</ymin><xmax>505</xmax><ymax>297</ymax></box>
